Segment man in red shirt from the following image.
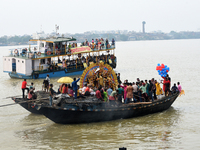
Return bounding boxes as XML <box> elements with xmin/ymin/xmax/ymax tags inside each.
<box><xmin>96</xmin><ymin>87</ymin><xmax>103</xmax><ymax>100</ymax></box>
<box><xmin>21</xmin><ymin>79</ymin><xmax>30</xmax><ymax>98</ymax></box>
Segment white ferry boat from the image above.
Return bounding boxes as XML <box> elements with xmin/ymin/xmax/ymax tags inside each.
<box><xmin>3</xmin><ymin>37</ymin><xmax>116</xmax><ymax>79</ymax></box>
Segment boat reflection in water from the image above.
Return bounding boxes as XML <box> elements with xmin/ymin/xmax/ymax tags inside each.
<box><xmin>15</xmin><ymin>106</ymin><xmax>181</xmax><ymax>149</ymax></box>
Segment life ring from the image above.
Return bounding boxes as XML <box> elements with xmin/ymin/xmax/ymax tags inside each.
<box><xmin>47</xmin><ymin>51</ymin><xmax>51</xmax><ymax>55</ymax></box>
<box><xmin>14</xmin><ymin>49</ymin><xmax>18</xmax><ymax>54</ymax></box>
<box><xmin>37</xmin><ymin>52</ymin><xmax>41</xmax><ymax>56</ymax></box>
<box><xmin>56</xmin><ymin>50</ymin><xmax>61</xmax><ymax>55</ymax></box>
<box><xmin>108</xmin><ymin>44</ymin><xmax>110</xmax><ymax>48</ymax></box>
<box><xmin>34</xmin><ymin>74</ymin><xmax>39</xmax><ymax>79</ymax></box>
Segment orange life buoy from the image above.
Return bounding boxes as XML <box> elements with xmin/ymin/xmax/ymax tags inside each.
<box><xmin>108</xmin><ymin>44</ymin><xmax>110</xmax><ymax>48</ymax></box>
<box><xmin>14</xmin><ymin>49</ymin><xmax>18</xmax><ymax>54</ymax></box>
<box><xmin>47</xmin><ymin>51</ymin><xmax>51</xmax><ymax>55</ymax></box>
<box><xmin>37</xmin><ymin>52</ymin><xmax>41</xmax><ymax>56</ymax></box>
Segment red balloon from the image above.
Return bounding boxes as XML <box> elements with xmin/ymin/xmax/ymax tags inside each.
<box><xmin>166</xmin><ymin>70</ymin><xmax>169</xmax><ymax>72</ymax></box>
<box><xmin>156</xmin><ymin>66</ymin><xmax>159</xmax><ymax>70</ymax></box>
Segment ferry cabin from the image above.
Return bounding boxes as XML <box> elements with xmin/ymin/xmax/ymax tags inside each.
<box><xmin>3</xmin><ymin>37</ymin><xmax>116</xmax><ymax>79</ymax></box>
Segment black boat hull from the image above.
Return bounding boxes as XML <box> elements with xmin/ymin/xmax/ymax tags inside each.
<box><xmin>13</xmin><ymin>98</ymin><xmax>45</xmax><ymax>114</ymax></box>
<box><xmin>40</xmin><ymin>92</ymin><xmax>179</xmax><ymax>124</ymax></box>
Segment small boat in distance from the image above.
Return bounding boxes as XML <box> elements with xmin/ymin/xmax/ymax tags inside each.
<box><xmin>3</xmin><ymin>37</ymin><xmax>116</xmax><ymax>79</ymax></box>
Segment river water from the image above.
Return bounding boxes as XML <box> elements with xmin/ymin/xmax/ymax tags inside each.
<box><xmin>0</xmin><ymin>39</ymin><xmax>199</xmax><ymax>149</ymax></box>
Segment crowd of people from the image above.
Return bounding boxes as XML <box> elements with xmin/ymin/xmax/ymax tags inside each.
<box><xmin>74</xmin><ymin>73</ymin><xmax>182</xmax><ymax>105</ymax></box>
<box><xmin>21</xmin><ymin>73</ymin><xmax>182</xmax><ymax>107</ymax></box>
<box><xmin>45</xmin><ymin>53</ymin><xmax>116</xmax><ymax>73</ymax></box>
<box><xmin>44</xmin><ymin>38</ymin><xmax>115</xmax><ymax>56</ymax></box>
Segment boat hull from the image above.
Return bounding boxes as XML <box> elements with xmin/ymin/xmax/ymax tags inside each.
<box><xmin>40</xmin><ymin>92</ymin><xmax>179</xmax><ymax>124</ymax></box>
<box><xmin>8</xmin><ymin>70</ymin><xmax>84</xmax><ymax>79</ymax></box>
<box><xmin>13</xmin><ymin>98</ymin><xmax>46</xmax><ymax>114</ymax></box>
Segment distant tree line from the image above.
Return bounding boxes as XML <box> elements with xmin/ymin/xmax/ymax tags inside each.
<box><xmin>0</xmin><ymin>35</ymin><xmax>31</xmax><ymax>45</ymax></box>
<box><xmin>1</xmin><ymin>31</ymin><xmax>200</xmax><ymax>46</ymax></box>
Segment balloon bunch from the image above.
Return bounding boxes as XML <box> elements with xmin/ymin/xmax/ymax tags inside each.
<box><xmin>156</xmin><ymin>63</ymin><xmax>170</xmax><ymax>77</ymax></box>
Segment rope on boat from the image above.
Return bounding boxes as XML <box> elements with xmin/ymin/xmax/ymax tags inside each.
<box><xmin>3</xmin><ymin>95</ymin><xmax>22</xmax><ymax>99</ymax></box>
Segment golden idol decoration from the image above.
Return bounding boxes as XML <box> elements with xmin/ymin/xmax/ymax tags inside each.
<box><xmin>79</xmin><ymin>62</ymin><xmax>118</xmax><ymax>90</ymax></box>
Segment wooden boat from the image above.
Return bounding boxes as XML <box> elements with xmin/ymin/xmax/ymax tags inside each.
<box><xmin>3</xmin><ymin>36</ymin><xmax>116</xmax><ymax>79</ymax></box>
<box><xmin>35</xmin><ymin>92</ymin><xmax>179</xmax><ymax>124</ymax></box>
<box><xmin>11</xmin><ymin>91</ymin><xmax>49</xmax><ymax>114</ymax></box>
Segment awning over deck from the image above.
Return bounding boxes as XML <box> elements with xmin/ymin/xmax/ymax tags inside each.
<box><xmin>30</xmin><ymin>37</ymin><xmax>76</xmax><ymax>43</ymax></box>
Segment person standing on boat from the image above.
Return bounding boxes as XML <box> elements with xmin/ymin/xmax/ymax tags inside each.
<box><xmin>151</xmin><ymin>78</ymin><xmax>157</xmax><ymax>100</ymax></box>
<box><xmin>109</xmin><ymin>90</ymin><xmax>118</xmax><ymax>105</ymax></box>
<box><xmin>126</xmin><ymin>83</ymin><xmax>134</xmax><ymax>104</ymax></box>
<box><xmin>112</xmin><ymin>38</ymin><xmax>115</xmax><ymax>47</ymax></box>
<box><xmin>117</xmin><ymin>85</ymin><xmax>124</xmax><ymax>103</ymax></box>
<box><xmin>46</xmin><ymin>74</ymin><xmax>50</xmax><ymax>92</ymax></box>
<box><xmin>177</xmin><ymin>82</ymin><xmax>182</xmax><ymax>92</ymax></box>
<box><xmin>105</xmin><ymin>39</ymin><xmax>109</xmax><ymax>49</ymax></box>
<box><xmin>117</xmin><ymin>73</ymin><xmax>121</xmax><ymax>85</ymax></box>
<box><xmin>49</xmin><ymin>84</ymin><xmax>55</xmax><ymax>106</ymax></box>
<box><xmin>149</xmin><ymin>80</ymin><xmax>154</xmax><ymax>102</ymax></box>
<box><xmin>106</xmin><ymin>86</ymin><xmax>113</xmax><ymax>97</ymax></box>
<box><xmin>164</xmin><ymin>78</ymin><xmax>170</xmax><ymax>96</ymax></box>
<box><xmin>155</xmin><ymin>80</ymin><xmax>163</xmax><ymax>99</ymax></box>
<box><xmin>132</xmin><ymin>82</ymin><xmax>138</xmax><ymax>102</ymax></box>
<box><xmin>21</xmin><ymin>79</ymin><xmax>30</xmax><ymax>99</ymax></box>
<box><xmin>96</xmin><ymin>86</ymin><xmax>103</xmax><ymax>100</ymax></box>
<box><xmin>120</xmin><ymin>83</ymin><xmax>127</xmax><ymax>102</ymax></box>
<box><xmin>72</xmin><ymin>77</ymin><xmax>80</xmax><ymax>99</ymax></box>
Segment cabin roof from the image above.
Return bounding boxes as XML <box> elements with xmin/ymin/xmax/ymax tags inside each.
<box><xmin>30</xmin><ymin>37</ymin><xmax>76</xmax><ymax>43</ymax></box>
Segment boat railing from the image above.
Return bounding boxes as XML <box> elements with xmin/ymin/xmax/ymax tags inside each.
<box><xmin>8</xmin><ymin>42</ymin><xmax>115</xmax><ymax>59</ymax></box>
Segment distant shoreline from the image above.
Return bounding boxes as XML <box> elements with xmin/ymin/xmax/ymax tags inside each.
<box><xmin>1</xmin><ymin>31</ymin><xmax>200</xmax><ymax>46</ymax></box>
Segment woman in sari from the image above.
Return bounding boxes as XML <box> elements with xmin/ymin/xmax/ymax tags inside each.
<box><xmin>155</xmin><ymin>80</ymin><xmax>163</xmax><ymax>99</ymax></box>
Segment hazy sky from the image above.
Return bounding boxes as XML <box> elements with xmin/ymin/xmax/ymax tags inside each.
<box><xmin>0</xmin><ymin>0</ymin><xmax>199</xmax><ymax>36</ymax></box>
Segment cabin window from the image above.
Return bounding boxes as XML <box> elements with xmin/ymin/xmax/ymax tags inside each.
<box><xmin>8</xmin><ymin>59</ymin><xmax>10</xmax><ymax>61</ymax></box>
<box><xmin>40</xmin><ymin>43</ymin><xmax>44</xmax><ymax>47</ymax></box>
<box><xmin>18</xmin><ymin>60</ymin><xmax>20</xmax><ymax>62</ymax></box>
<box><xmin>41</xmin><ymin>59</ymin><xmax>45</xmax><ymax>64</ymax></box>
<box><xmin>4</xmin><ymin>58</ymin><xmax>6</xmax><ymax>61</ymax></box>
<box><xmin>22</xmin><ymin>61</ymin><xmax>24</xmax><ymax>63</ymax></box>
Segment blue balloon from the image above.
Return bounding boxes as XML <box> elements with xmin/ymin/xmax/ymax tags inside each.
<box><xmin>165</xmin><ymin>65</ymin><xmax>167</xmax><ymax>68</ymax></box>
<box><xmin>157</xmin><ymin>63</ymin><xmax>160</xmax><ymax>66</ymax></box>
<box><xmin>164</xmin><ymin>74</ymin><xmax>166</xmax><ymax>77</ymax></box>
<box><xmin>158</xmin><ymin>70</ymin><xmax>161</xmax><ymax>73</ymax></box>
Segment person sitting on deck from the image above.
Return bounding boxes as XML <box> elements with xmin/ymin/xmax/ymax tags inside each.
<box><xmin>84</xmin><ymin>84</ymin><xmax>91</xmax><ymax>96</ymax></box>
<box><xmin>29</xmin><ymin>82</ymin><xmax>34</xmax><ymax>90</ymax></box>
<box><xmin>66</xmin><ymin>85</ymin><xmax>73</xmax><ymax>97</ymax></box>
<box><xmin>171</xmin><ymin>83</ymin><xmax>178</xmax><ymax>94</ymax></box>
<box><xmin>81</xmin><ymin>83</ymin><xmax>87</xmax><ymax>95</ymax></box>
<box><xmin>28</xmin><ymin>88</ymin><xmax>37</xmax><ymax>100</ymax></box>
<box><xmin>62</xmin><ymin>84</ymin><xmax>68</xmax><ymax>94</ymax></box>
